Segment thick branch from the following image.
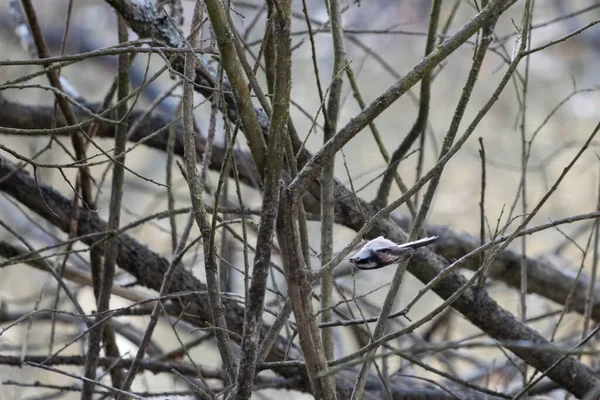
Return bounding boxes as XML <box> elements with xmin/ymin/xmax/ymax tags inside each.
<box><xmin>2</xmin><ymin>99</ymin><xmax>600</xmax><ymax>324</ymax></box>
<box><xmin>0</xmin><ymin>156</ymin><xmax>308</xmax><ymax>390</ymax></box>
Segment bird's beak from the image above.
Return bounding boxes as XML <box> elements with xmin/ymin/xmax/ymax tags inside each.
<box><xmin>348</xmin><ymin>257</ymin><xmax>356</xmax><ymax>265</ymax></box>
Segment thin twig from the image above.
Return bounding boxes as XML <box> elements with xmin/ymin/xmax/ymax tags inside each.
<box><xmin>320</xmin><ymin>0</ymin><xmax>347</xmax><ymax>367</ymax></box>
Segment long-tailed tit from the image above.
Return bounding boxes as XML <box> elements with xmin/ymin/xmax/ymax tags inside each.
<box><xmin>349</xmin><ymin>236</ymin><xmax>439</xmax><ymax>270</ymax></box>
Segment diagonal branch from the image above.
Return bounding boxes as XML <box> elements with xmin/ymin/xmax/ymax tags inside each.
<box><xmin>351</xmin><ymin>2</ymin><xmax>444</xmax><ymax>397</ymax></box>
<box><xmin>3</xmin><ymin>102</ymin><xmax>600</xmax><ymax>395</ymax></box>
<box><xmin>4</xmin><ymin>0</ymin><xmax>600</xmax><ymax>393</ymax></box>
<box><xmin>3</xmin><ymin>99</ymin><xmax>600</xmax><ymax>325</ymax></box>
<box><xmin>372</xmin><ymin>0</ymin><xmax>440</xmax><ymax>209</ymax></box>
<box><xmin>288</xmin><ymin>0</ymin><xmax>515</xmax><ymax>199</ymax></box>
<box><xmin>0</xmin><ymin>156</ymin><xmax>306</xmax><ymax>388</ymax></box>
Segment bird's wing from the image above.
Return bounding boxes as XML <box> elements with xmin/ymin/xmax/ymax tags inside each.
<box><xmin>386</xmin><ymin>246</ymin><xmax>414</xmax><ymax>256</ymax></box>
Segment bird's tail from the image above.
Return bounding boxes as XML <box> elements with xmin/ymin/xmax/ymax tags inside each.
<box><xmin>400</xmin><ymin>236</ymin><xmax>439</xmax><ymax>249</ymax></box>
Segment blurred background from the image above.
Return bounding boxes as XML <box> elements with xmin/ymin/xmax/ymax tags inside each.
<box><xmin>1</xmin><ymin>0</ymin><xmax>600</xmax><ymax>398</ymax></box>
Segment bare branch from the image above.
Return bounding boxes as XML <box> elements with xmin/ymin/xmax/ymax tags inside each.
<box><xmin>288</xmin><ymin>0</ymin><xmax>515</xmax><ymax>198</ymax></box>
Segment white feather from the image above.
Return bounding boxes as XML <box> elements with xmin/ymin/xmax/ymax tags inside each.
<box><xmin>397</xmin><ymin>236</ymin><xmax>439</xmax><ymax>249</ymax></box>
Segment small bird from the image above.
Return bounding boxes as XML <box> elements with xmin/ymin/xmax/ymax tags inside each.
<box><xmin>349</xmin><ymin>236</ymin><xmax>439</xmax><ymax>270</ymax></box>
